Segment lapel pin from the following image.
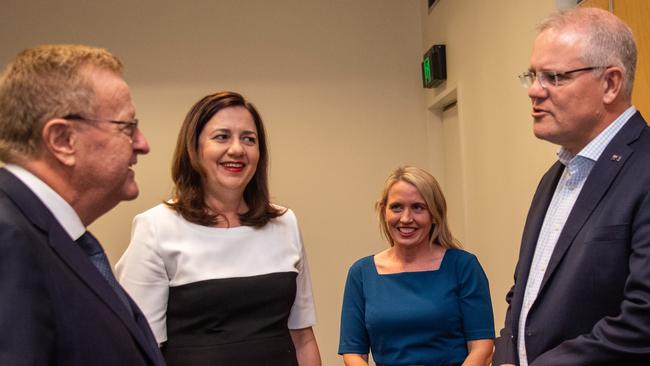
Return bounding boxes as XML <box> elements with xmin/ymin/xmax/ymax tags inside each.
<box><xmin>610</xmin><ymin>154</ymin><xmax>622</xmax><ymax>162</ymax></box>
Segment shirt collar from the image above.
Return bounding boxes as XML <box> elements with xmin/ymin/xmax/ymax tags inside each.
<box><xmin>5</xmin><ymin>164</ymin><xmax>85</xmax><ymax>240</ymax></box>
<box><xmin>557</xmin><ymin>106</ymin><xmax>637</xmax><ymax>166</ymax></box>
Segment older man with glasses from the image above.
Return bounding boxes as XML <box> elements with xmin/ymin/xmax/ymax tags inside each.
<box><xmin>0</xmin><ymin>44</ymin><xmax>165</xmax><ymax>366</ymax></box>
<box><xmin>494</xmin><ymin>7</ymin><xmax>650</xmax><ymax>366</ymax></box>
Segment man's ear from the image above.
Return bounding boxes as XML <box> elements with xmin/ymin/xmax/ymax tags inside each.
<box><xmin>602</xmin><ymin>66</ymin><xmax>625</xmax><ymax>105</ymax></box>
<box><xmin>41</xmin><ymin>118</ymin><xmax>78</xmax><ymax>166</ymax></box>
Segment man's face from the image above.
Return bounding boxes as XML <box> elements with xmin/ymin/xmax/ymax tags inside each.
<box><xmin>528</xmin><ymin>28</ymin><xmax>607</xmax><ymax>154</ymax></box>
<box><xmin>74</xmin><ymin>67</ymin><xmax>150</xmax><ymax>209</ymax></box>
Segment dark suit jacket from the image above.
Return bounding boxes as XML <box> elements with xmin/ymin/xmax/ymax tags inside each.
<box><xmin>494</xmin><ymin>112</ymin><xmax>650</xmax><ymax>366</ymax></box>
<box><xmin>0</xmin><ymin>168</ymin><xmax>165</xmax><ymax>366</ymax></box>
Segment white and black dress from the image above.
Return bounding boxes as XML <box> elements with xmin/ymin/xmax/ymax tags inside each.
<box><xmin>116</xmin><ymin>204</ymin><xmax>316</xmax><ymax>366</ymax></box>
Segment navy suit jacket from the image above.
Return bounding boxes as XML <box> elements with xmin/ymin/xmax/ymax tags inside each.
<box><xmin>494</xmin><ymin>112</ymin><xmax>650</xmax><ymax>365</ymax></box>
<box><xmin>0</xmin><ymin>168</ymin><xmax>165</xmax><ymax>366</ymax></box>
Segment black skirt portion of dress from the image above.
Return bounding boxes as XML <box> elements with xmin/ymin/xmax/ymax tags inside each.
<box><xmin>162</xmin><ymin>272</ymin><xmax>299</xmax><ymax>366</ymax></box>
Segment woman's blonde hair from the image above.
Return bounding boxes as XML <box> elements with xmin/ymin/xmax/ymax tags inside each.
<box><xmin>375</xmin><ymin>166</ymin><xmax>461</xmax><ymax>249</ymax></box>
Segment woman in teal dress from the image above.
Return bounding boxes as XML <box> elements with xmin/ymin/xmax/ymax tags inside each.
<box><xmin>338</xmin><ymin>166</ymin><xmax>494</xmax><ymax>366</ymax></box>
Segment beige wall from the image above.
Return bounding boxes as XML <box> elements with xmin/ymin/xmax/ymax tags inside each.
<box><xmin>420</xmin><ymin>0</ymin><xmax>559</xmax><ymax>338</ymax></box>
<box><xmin>1</xmin><ymin>1</ymin><xmax>425</xmax><ymax>365</ymax></box>
<box><xmin>1</xmin><ymin>0</ymin><xmax>583</xmax><ymax>364</ymax></box>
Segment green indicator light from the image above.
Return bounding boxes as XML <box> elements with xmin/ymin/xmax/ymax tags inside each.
<box><xmin>423</xmin><ymin>56</ymin><xmax>432</xmax><ymax>85</ymax></box>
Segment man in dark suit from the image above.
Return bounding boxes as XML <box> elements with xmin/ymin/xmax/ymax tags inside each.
<box><xmin>494</xmin><ymin>7</ymin><xmax>650</xmax><ymax>366</ymax></box>
<box><xmin>0</xmin><ymin>44</ymin><xmax>165</xmax><ymax>365</ymax></box>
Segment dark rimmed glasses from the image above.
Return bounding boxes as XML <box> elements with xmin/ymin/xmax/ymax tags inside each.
<box><xmin>63</xmin><ymin>114</ymin><xmax>139</xmax><ymax>138</ymax></box>
<box><xmin>518</xmin><ymin>66</ymin><xmax>606</xmax><ymax>89</ymax></box>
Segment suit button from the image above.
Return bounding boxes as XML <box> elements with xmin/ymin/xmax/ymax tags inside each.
<box><xmin>526</xmin><ymin>329</ymin><xmax>533</xmax><ymax>336</ymax></box>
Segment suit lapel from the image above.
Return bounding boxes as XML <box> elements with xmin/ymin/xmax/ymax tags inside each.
<box><xmin>519</xmin><ymin>162</ymin><xmax>564</xmax><ymax>276</ymax></box>
<box><xmin>0</xmin><ymin>168</ymin><xmax>161</xmax><ymax>365</ymax></box>
<box><xmin>537</xmin><ymin>113</ymin><xmax>645</xmax><ymax>293</ymax></box>
<box><xmin>511</xmin><ymin>161</ymin><xmax>563</xmax><ymax>330</ymax></box>
<box><xmin>49</xmin><ymin>226</ymin><xmax>162</xmax><ymax>364</ymax></box>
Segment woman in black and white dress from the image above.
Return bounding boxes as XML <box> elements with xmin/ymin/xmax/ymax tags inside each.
<box><xmin>116</xmin><ymin>91</ymin><xmax>321</xmax><ymax>366</ymax></box>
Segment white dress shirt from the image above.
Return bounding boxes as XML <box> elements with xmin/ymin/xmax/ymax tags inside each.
<box><xmin>4</xmin><ymin>164</ymin><xmax>85</xmax><ymax>241</ymax></box>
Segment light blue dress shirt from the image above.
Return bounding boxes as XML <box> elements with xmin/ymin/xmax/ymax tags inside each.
<box><xmin>517</xmin><ymin>106</ymin><xmax>637</xmax><ymax>365</ymax></box>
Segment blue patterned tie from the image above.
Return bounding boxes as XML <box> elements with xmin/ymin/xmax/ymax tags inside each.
<box><xmin>76</xmin><ymin>231</ymin><xmax>132</xmax><ymax>315</ymax></box>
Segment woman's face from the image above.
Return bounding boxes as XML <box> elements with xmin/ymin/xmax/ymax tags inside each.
<box><xmin>197</xmin><ymin>106</ymin><xmax>260</xmax><ymax>198</ymax></box>
<box><xmin>384</xmin><ymin>180</ymin><xmax>433</xmax><ymax>249</ymax></box>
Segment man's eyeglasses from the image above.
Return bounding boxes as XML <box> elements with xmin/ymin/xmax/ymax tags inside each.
<box><xmin>63</xmin><ymin>114</ymin><xmax>139</xmax><ymax>138</ymax></box>
<box><xmin>518</xmin><ymin>66</ymin><xmax>606</xmax><ymax>89</ymax></box>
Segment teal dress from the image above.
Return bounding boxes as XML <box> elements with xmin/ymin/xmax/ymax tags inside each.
<box><xmin>338</xmin><ymin>249</ymin><xmax>494</xmax><ymax>365</ymax></box>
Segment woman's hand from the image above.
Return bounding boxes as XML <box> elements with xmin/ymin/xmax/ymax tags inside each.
<box><xmin>342</xmin><ymin>353</ymin><xmax>369</xmax><ymax>366</ymax></box>
<box><xmin>462</xmin><ymin>339</ymin><xmax>494</xmax><ymax>366</ymax></box>
<box><xmin>290</xmin><ymin>327</ymin><xmax>321</xmax><ymax>366</ymax></box>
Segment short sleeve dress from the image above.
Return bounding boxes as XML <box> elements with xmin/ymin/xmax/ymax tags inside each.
<box><xmin>116</xmin><ymin>204</ymin><xmax>316</xmax><ymax>366</ymax></box>
<box><xmin>338</xmin><ymin>249</ymin><xmax>494</xmax><ymax>365</ymax></box>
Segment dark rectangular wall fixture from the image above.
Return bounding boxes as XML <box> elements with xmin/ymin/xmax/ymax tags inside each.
<box><xmin>422</xmin><ymin>44</ymin><xmax>447</xmax><ymax>88</ymax></box>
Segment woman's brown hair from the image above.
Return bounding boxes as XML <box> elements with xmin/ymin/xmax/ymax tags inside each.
<box><xmin>166</xmin><ymin>91</ymin><xmax>283</xmax><ymax>227</ymax></box>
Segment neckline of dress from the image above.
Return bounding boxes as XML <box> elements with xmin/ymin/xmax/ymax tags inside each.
<box><xmin>372</xmin><ymin>249</ymin><xmax>451</xmax><ymax>276</ymax></box>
